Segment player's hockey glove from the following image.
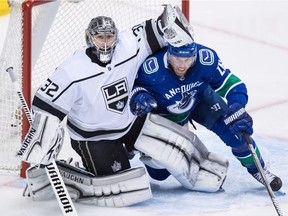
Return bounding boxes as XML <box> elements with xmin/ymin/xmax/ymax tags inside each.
<box><xmin>130</xmin><ymin>91</ymin><xmax>157</xmax><ymax>116</ymax></box>
<box><xmin>224</xmin><ymin>103</ymin><xmax>253</xmax><ymax>137</ymax></box>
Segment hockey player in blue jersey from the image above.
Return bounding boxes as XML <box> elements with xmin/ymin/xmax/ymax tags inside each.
<box><xmin>129</xmin><ymin>42</ymin><xmax>283</xmax><ymax>191</ymax></box>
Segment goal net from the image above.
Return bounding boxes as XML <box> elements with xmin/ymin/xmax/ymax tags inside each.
<box><xmin>0</xmin><ymin>0</ymin><xmax>189</xmax><ymax>176</ymax></box>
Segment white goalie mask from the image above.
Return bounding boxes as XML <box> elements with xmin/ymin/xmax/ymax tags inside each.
<box><xmin>85</xmin><ymin>16</ymin><xmax>118</xmax><ymax>63</ymax></box>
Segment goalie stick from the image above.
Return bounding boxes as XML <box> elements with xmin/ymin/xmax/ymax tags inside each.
<box><xmin>243</xmin><ymin>133</ymin><xmax>284</xmax><ymax>216</ymax></box>
<box><xmin>6</xmin><ymin>67</ymin><xmax>78</xmax><ymax>216</ymax></box>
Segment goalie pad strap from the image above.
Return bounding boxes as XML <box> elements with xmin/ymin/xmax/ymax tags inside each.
<box><xmin>135</xmin><ymin>113</ymin><xmax>229</xmax><ymax>192</ymax></box>
<box><xmin>25</xmin><ymin>161</ymin><xmax>152</xmax><ymax>207</ymax></box>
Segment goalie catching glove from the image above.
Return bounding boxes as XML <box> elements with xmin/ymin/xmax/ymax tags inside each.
<box><xmin>17</xmin><ymin>112</ymin><xmax>64</xmax><ymax>165</ymax></box>
<box><xmin>157</xmin><ymin>4</ymin><xmax>194</xmax><ymax>47</ymax></box>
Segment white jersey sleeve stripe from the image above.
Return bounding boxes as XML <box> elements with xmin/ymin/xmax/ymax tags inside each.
<box><xmin>52</xmin><ymin>72</ymin><xmax>105</xmax><ymax>102</ymax></box>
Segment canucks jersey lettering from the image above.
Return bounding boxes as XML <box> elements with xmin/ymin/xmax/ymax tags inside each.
<box><xmin>164</xmin><ymin>81</ymin><xmax>203</xmax><ymax>99</ymax></box>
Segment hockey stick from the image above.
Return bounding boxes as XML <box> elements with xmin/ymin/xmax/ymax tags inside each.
<box><xmin>6</xmin><ymin>67</ymin><xmax>78</xmax><ymax>216</ymax></box>
<box><xmin>243</xmin><ymin>133</ymin><xmax>284</xmax><ymax>216</ymax></box>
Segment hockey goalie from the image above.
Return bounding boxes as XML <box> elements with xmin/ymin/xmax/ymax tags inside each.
<box><xmin>19</xmin><ymin>4</ymin><xmax>228</xmax><ymax>208</ymax></box>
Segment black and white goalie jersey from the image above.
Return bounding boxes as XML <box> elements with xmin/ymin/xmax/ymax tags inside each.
<box><xmin>32</xmin><ymin>20</ymin><xmax>165</xmax><ymax>141</ymax></box>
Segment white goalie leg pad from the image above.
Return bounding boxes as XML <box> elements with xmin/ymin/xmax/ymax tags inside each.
<box><xmin>19</xmin><ymin>112</ymin><xmax>64</xmax><ymax>165</ymax></box>
<box><xmin>25</xmin><ymin>161</ymin><xmax>152</xmax><ymax>207</ymax></box>
<box><xmin>157</xmin><ymin>4</ymin><xmax>194</xmax><ymax>47</ymax></box>
<box><xmin>194</xmin><ymin>152</ymin><xmax>229</xmax><ymax>192</ymax></box>
<box><xmin>135</xmin><ymin>113</ymin><xmax>229</xmax><ymax>192</ymax></box>
<box><xmin>139</xmin><ymin>153</ymin><xmax>166</xmax><ymax>170</ymax></box>
<box><xmin>24</xmin><ymin>165</ymin><xmax>55</xmax><ymax>200</ymax></box>
<box><xmin>58</xmin><ymin>161</ymin><xmax>152</xmax><ymax>207</ymax></box>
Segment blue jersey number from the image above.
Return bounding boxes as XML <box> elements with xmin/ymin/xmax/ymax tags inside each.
<box><xmin>216</xmin><ymin>59</ymin><xmax>226</xmax><ymax>76</ymax></box>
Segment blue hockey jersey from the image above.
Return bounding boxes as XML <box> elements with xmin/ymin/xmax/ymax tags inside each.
<box><xmin>133</xmin><ymin>43</ymin><xmax>248</xmax><ymax>125</ymax></box>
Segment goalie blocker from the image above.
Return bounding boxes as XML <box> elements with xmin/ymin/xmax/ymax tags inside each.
<box><xmin>135</xmin><ymin>113</ymin><xmax>229</xmax><ymax>192</ymax></box>
<box><xmin>18</xmin><ymin>112</ymin><xmax>64</xmax><ymax>165</ymax></box>
<box><xmin>24</xmin><ymin>160</ymin><xmax>152</xmax><ymax>207</ymax></box>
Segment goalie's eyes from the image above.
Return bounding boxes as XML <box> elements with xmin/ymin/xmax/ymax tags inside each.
<box><xmin>92</xmin><ymin>34</ymin><xmax>116</xmax><ymax>50</ymax></box>
<box><xmin>94</xmin><ymin>34</ymin><xmax>116</xmax><ymax>42</ymax></box>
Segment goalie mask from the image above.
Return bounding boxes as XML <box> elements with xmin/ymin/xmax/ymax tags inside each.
<box><xmin>86</xmin><ymin>16</ymin><xmax>118</xmax><ymax>63</ymax></box>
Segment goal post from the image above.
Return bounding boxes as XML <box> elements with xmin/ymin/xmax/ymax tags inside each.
<box><xmin>0</xmin><ymin>0</ymin><xmax>190</xmax><ymax>177</ymax></box>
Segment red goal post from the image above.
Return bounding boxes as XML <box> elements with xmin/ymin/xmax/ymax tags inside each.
<box><xmin>0</xmin><ymin>0</ymin><xmax>190</xmax><ymax>177</ymax></box>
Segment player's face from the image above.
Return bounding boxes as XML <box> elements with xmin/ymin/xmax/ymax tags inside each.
<box><xmin>169</xmin><ymin>55</ymin><xmax>195</xmax><ymax>78</ymax></box>
<box><xmin>92</xmin><ymin>33</ymin><xmax>117</xmax><ymax>51</ymax></box>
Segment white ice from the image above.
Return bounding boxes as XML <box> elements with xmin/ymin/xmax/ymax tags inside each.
<box><xmin>0</xmin><ymin>1</ymin><xmax>288</xmax><ymax>216</ymax></box>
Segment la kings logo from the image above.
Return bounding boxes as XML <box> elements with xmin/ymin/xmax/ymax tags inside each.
<box><xmin>101</xmin><ymin>78</ymin><xmax>129</xmax><ymax>114</ymax></box>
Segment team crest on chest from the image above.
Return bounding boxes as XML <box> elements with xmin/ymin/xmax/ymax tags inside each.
<box><xmin>101</xmin><ymin>78</ymin><xmax>129</xmax><ymax>114</ymax></box>
<box><xmin>167</xmin><ymin>90</ymin><xmax>197</xmax><ymax>114</ymax></box>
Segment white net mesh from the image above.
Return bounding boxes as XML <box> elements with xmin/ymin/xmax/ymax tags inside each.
<box><xmin>0</xmin><ymin>0</ymin><xmax>185</xmax><ymax>173</ymax></box>
<box><xmin>0</xmin><ymin>2</ymin><xmax>23</xmax><ymax>173</ymax></box>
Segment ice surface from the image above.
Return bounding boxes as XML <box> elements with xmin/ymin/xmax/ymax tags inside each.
<box><xmin>0</xmin><ymin>1</ymin><xmax>287</xmax><ymax>215</ymax></box>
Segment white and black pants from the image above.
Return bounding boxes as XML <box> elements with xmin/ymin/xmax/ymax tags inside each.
<box><xmin>70</xmin><ymin>116</ymin><xmax>146</xmax><ymax>176</ymax></box>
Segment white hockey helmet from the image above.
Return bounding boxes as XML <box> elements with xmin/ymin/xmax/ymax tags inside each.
<box><xmin>85</xmin><ymin>16</ymin><xmax>118</xmax><ymax>63</ymax></box>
